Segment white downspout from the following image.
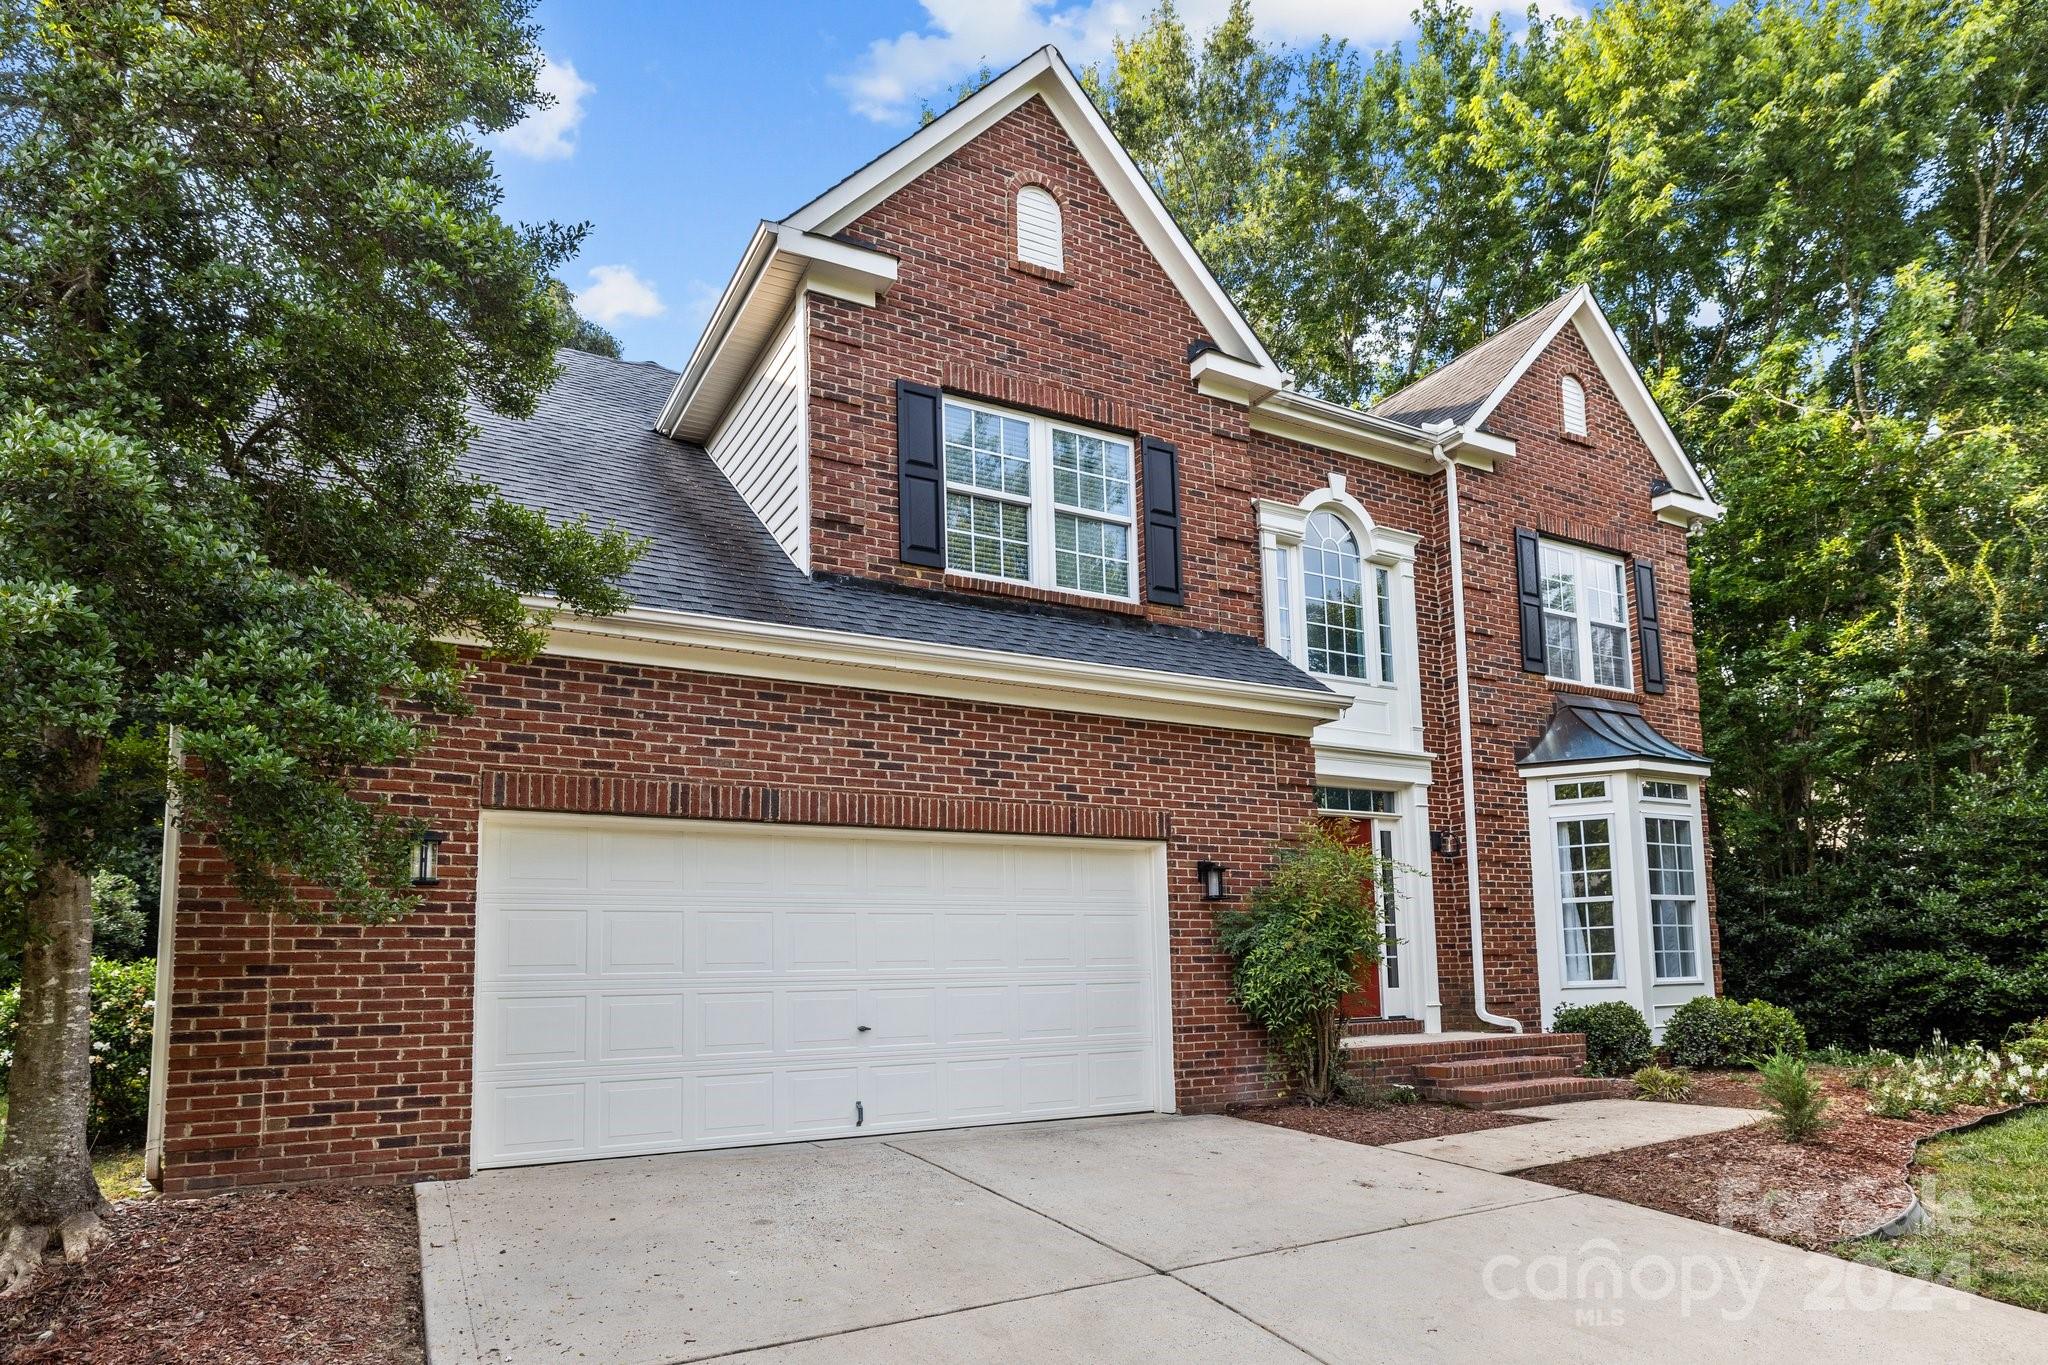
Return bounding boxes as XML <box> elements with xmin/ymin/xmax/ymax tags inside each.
<box><xmin>1435</xmin><ymin>445</ymin><xmax>1523</xmax><ymax>1033</ymax></box>
<box><xmin>143</xmin><ymin>729</ymin><xmax>181</xmax><ymax>1187</ymax></box>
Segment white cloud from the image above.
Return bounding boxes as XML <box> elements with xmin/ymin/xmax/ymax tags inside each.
<box><xmin>575</xmin><ymin>265</ymin><xmax>666</xmax><ymax>325</ymax></box>
<box><xmin>494</xmin><ymin>54</ymin><xmax>594</xmax><ymax>160</ymax></box>
<box><xmin>832</xmin><ymin>0</ymin><xmax>1563</xmax><ymax>123</ymax></box>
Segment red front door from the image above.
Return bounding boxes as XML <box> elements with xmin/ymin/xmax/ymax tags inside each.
<box><xmin>1326</xmin><ymin>817</ymin><xmax>1381</xmax><ymax>1018</ymax></box>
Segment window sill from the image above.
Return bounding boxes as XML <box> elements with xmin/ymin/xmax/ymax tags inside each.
<box><xmin>1011</xmin><ymin>260</ymin><xmax>1070</xmax><ymax>286</ymax></box>
<box><xmin>1653</xmin><ymin>977</ymin><xmax>1707</xmax><ymax>987</ymax></box>
<box><xmin>941</xmin><ymin>572</ymin><xmax>1148</xmax><ymax>616</ymax></box>
<box><xmin>1545</xmin><ymin>677</ymin><xmax>1637</xmax><ymax>700</ymax></box>
<box><xmin>1557</xmin><ymin>430</ymin><xmax>1596</xmax><ymax>447</ymax></box>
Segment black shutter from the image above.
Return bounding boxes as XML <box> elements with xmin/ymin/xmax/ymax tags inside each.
<box><xmin>1140</xmin><ymin>436</ymin><xmax>1183</xmax><ymax>605</ymax></box>
<box><xmin>1514</xmin><ymin>528</ymin><xmax>1546</xmax><ymax>673</ymax></box>
<box><xmin>1635</xmin><ymin>560</ymin><xmax>1667</xmax><ymax>694</ymax></box>
<box><xmin>896</xmin><ymin>380</ymin><xmax>944</xmax><ymax>568</ymax></box>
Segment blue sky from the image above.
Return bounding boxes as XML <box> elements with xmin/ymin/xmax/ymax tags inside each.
<box><xmin>490</xmin><ymin>1</ymin><xmax>1558</xmax><ymax>369</ymax></box>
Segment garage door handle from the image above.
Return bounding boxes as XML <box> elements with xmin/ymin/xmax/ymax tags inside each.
<box><xmin>857</xmin><ymin>1024</ymin><xmax>872</xmax><ymax>1033</ymax></box>
<box><xmin>856</xmin><ymin>1101</ymin><xmax>864</xmax><ymax>1128</ymax></box>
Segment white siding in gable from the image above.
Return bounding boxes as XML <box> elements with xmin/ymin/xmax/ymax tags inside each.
<box><xmin>707</xmin><ymin>305</ymin><xmax>809</xmax><ymax>569</ymax></box>
<box><xmin>1016</xmin><ymin>186</ymin><xmax>1064</xmax><ymax>272</ymax></box>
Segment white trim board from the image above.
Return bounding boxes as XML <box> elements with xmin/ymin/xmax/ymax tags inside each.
<box><xmin>490</xmin><ymin>599</ymin><xmax>1349</xmax><ymax>738</ymax></box>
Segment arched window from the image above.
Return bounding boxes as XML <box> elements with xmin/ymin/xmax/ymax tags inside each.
<box><xmin>1560</xmin><ymin>374</ymin><xmax>1587</xmax><ymax>436</ymax></box>
<box><xmin>1016</xmin><ymin>186</ymin><xmax>1063</xmax><ymax>271</ymax></box>
<box><xmin>1303</xmin><ymin>510</ymin><xmax>1368</xmax><ymax>678</ymax></box>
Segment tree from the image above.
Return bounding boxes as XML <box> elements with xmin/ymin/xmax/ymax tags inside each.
<box><xmin>546</xmin><ymin>279</ymin><xmax>623</xmax><ymax>358</ymax></box>
<box><xmin>1102</xmin><ymin>0</ymin><xmax>2048</xmax><ymax>1046</ymax></box>
<box><xmin>0</xmin><ymin>0</ymin><xmax>639</xmax><ymax>1288</ymax></box>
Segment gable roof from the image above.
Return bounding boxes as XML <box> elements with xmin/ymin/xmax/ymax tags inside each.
<box><xmin>1369</xmin><ymin>291</ymin><xmax>1580</xmax><ymax>429</ymax></box>
<box><xmin>781</xmin><ymin>46</ymin><xmax>1277</xmax><ymax>373</ymax></box>
<box><xmin>1370</xmin><ymin>286</ymin><xmax>1720</xmax><ymax>518</ymax></box>
<box><xmin>659</xmin><ymin>46</ymin><xmax>1286</xmax><ymax>441</ymax></box>
<box><xmin>467</xmin><ymin>349</ymin><xmax>1327</xmax><ymax>700</ymax></box>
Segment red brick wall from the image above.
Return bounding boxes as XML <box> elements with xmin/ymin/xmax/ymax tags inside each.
<box><xmin>163</xmin><ymin>652</ymin><xmax>1316</xmax><ymax>1192</ymax></box>
<box><xmin>805</xmin><ymin>94</ymin><xmax>1267</xmax><ymax>636</ymax></box>
<box><xmin>1420</xmin><ymin>323</ymin><xmax>1718</xmax><ymax>1027</ymax></box>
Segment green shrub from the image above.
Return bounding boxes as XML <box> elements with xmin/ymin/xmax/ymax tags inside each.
<box><xmin>0</xmin><ymin>957</ymin><xmax>155</xmax><ymax>1140</ymax></box>
<box><xmin>1217</xmin><ymin>825</ymin><xmax>1384</xmax><ymax>1104</ymax></box>
<box><xmin>1632</xmin><ymin>1064</ymin><xmax>1695</xmax><ymax>1101</ymax></box>
<box><xmin>1758</xmin><ymin>1050</ymin><xmax>1829</xmax><ymax>1141</ymax></box>
<box><xmin>1661</xmin><ymin>995</ymin><xmax>1807</xmax><ymax>1069</ymax></box>
<box><xmin>1553</xmin><ymin>1001</ymin><xmax>1653</xmax><ymax>1076</ymax></box>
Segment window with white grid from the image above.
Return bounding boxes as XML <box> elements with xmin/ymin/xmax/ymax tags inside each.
<box><xmin>1540</xmin><ymin>540</ymin><xmax>1631</xmax><ymax>689</ymax></box>
<box><xmin>1556</xmin><ymin>817</ymin><xmax>1619</xmax><ymax>984</ymax></box>
<box><xmin>940</xmin><ymin>397</ymin><xmax>1134</xmax><ymax>600</ymax></box>
<box><xmin>1645</xmin><ymin>816</ymin><xmax>1700</xmax><ymax>980</ymax></box>
<box><xmin>1304</xmin><ymin>511</ymin><xmax>1368</xmax><ymax>678</ymax></box>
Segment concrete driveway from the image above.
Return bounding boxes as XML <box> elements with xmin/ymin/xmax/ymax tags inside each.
<box><xmin>417</xmin><ymin>1114</ymin><xmax>2041</xmax><ymax>1364</ymax></box>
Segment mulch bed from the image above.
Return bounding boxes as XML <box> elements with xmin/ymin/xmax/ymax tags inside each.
<box><xmin>1236</xmin><ymin>1099</ymin><xmax>1537</xmax><ymax>1145</ymax></box>
<box><xmin>0</xmin><ymin>1185</ymin><xmax>423</xmax><ymax>1364</ymax></box>
<box><xmin>1517</xmin><ymin>1070</ymin><xmax>2006</xmax><ymax>1248</ymax></box>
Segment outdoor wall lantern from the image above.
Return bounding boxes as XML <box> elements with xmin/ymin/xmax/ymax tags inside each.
<box><xmin>1430</xmin><ymin>829</ymin><xmax>1463</xmax><ymax>859</ymax></box>
<box><xmin>1196</xmin><ymin>860</ymin><xmax>1227</xmax><ymax>901</ymax></box>
<box><xmin>411</xmin><ymin>829</ymin><xmax>446</xmax><ymax>887</ymax></box>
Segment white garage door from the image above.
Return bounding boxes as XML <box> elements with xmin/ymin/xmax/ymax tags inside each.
<box><xmin>472</xmin><ymin>813</ymin><xmax>1170</xmax><ymax>1169</ymax></box>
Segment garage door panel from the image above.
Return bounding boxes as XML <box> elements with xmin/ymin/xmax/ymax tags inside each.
<box><xmin>697</xmin><ymin>911</ymin><xmax>774</xmax><ymax>974</ymax></box>
<box><xmin>941</xmin><ymin>914</ymin><xmax>1011</xmax><ymax>968</ymax></box>
<box><xmin>696</xmin><ymin>991</ymin><xmax>775</xmax><ymax>1056</ymax></box>
<box><xmin>784</xmin><ymin>989</ymin><xmax>860</xmax><ymax>1052</ymax></box>
<box><xmin>786</xmin><ymin>912</ymin><xmax>858</xmax><ymax>972</ymax></box>
<box><xmin>492</xmin><ymin>996</ymin><xmax>587</xmax><ymax>1067</ymax></box>
<box><xmin>1015</xmin><ymin>912</ymin><xmax>1078</xmax><ymax>966</ymax></box>
<box><xmin>696</xmin><ymin>1071</ymin><xmax>775</xmax><ymax>1141</ymax></box>
<box><xmin>783</xmin><ymin>1067</ymin><xmax>861</xmax><ymax>1133</ymax></box>
<box><xmin>866</xmin><ymin>1062</ymin><xmax>940</xmax><ymax>1124</ymax></box>
<box><xmin>490</xmin><ymin>1081</ymin><xmax>587</xmax><ymax>1157</ymax></box>
<box><xmin>600</xmin><ymin>910</ymin><xmax>687</xmax><ymax>974</ymax></box>
<box><xmin>599</xmin><ymin>994</ymin><xmax>686</xmax><ymax>1061</ymax></box>
<box><xmin>597</xmin><ymin>1077</ymin><xmax>685</xmax><ymax>1148</ymax></box>
<box><xmin>864</xmin><ymin>912</ymin><xmax>936</xmax><ymax>970</ymax></box>
<box><xmin>860</xmin><ymin>986</ymin><xmax>937</xmax><ymax>1047</ymax></box>
<box><xmin>941</xmin><ymin>984</ymin><xmax>1013</xmax><ymax>1043</ymax></box>
<box><xmin>1018</xmin><ymin>984</ymin><xmax>1082</xmax><ymax>1041</ymax></box>
<box><xmin>488</xmin><ymin>908</ymin><xmax>588</xmax><ymax>977</ymax></box>
<box><xmin>474</xmin><ymin>820</ymin><xmax>1164</xmax><ymax>1169</ymax></box>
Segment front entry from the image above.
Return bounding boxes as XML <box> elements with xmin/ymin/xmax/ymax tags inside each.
<box><xmin>1326</xmin><ymin>817</ymin><xmax>1410</xmax><ymax>1020</ymax></box>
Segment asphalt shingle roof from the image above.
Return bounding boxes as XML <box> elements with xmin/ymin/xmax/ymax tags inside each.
<box><xmin>460</xmin><ymin>349</ymin><xmax>1324</xmax><ymax>693</ymax></box>
<box><xmin>1368</xmin><ymin>289</ymin><xmax>1580</xmax><ymax>430</ymax></box>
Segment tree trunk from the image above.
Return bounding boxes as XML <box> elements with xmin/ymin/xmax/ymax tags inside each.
<box><xmin>0</xmin><ymin>836</ymin><xmax>109</xmax><ymax>1293</ymax></box>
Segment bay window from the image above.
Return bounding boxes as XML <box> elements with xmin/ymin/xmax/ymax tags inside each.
<box><xmin>941</xmin><ymin>397</ymin><xmax>1135</xmax><ymax>600</ymax></box>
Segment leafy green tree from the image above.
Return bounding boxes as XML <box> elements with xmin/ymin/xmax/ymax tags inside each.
<box><xmin>545</xmin><ymin>279</ymin><xmax>623</xmax><ymax>358</ymax></box>
<box><xmin>0</xmin><ymin>0</ymin><xmax>638</xmax><ymax>1286</ymax></box>
<box><xmin>1103</xmin><ymin>0</ymin><xmax>2048</xmax><ymax>1047</ymax></box>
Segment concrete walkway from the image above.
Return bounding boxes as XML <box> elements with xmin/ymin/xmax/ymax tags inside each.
<box><xmin>417</xmin><ymin>1113</ymin><xmax>2041</xmax><ymax>1364</ymax></box>
<box><xmin>1387</xmin><ymin>1098</ymin><xmax>1767</xmax><ymax>1172</ymax></box>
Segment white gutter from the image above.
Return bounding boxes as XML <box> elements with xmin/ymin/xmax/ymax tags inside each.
<box><xmin>143</xmin><ymin>729</ymin><xmax>182</xmax><ymax>1187</ymax></box>
<box><xmin>1434</xmin><ymin>444</ymin><xmax>1523</xmax><ymax>1033</ymax></box>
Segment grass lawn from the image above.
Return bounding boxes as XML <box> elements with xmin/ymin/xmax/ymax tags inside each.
<box><xmin>1843</xmin><ymin>1105</ymin><xmax>2048</xmax><ymax>1312</ymax></box>
<box><xmin>0</xmin><ymin>1097</ymin><xmax>152</xmax><ymax>1202</ymax></box>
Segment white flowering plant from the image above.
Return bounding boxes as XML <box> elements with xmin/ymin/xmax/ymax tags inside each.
<box><xmin>1864</xmin><ymin>1020</ymin><xmax>2048</xmax><ymax>1119</ymax></box>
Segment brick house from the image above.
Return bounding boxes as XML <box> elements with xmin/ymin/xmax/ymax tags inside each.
<box><xmin>146</xmin><ymin>48</ymin><xmax>1724</xmax><ymax>1192</ymax></box>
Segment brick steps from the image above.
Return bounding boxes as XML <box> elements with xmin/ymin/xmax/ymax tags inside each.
<box><xmin>1415</xmin><ymin>1053</ymin><xmax>1573</xmax><ymax>1084</ymax></box>
<box><xmin>1422</xmin><ymin>1074</ymin><xmax>1630</xmax><ymax>1110</ymax></box>
<box><xmin>1344</xmin><ymin>1018</ymin><xmax>1424</xmax><ymax>1038</ymax></box>
<box><xmin>1342</xmin><ymin>1030</ymin><xmax>1620</xmax><ymax>1109</ymax></box>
